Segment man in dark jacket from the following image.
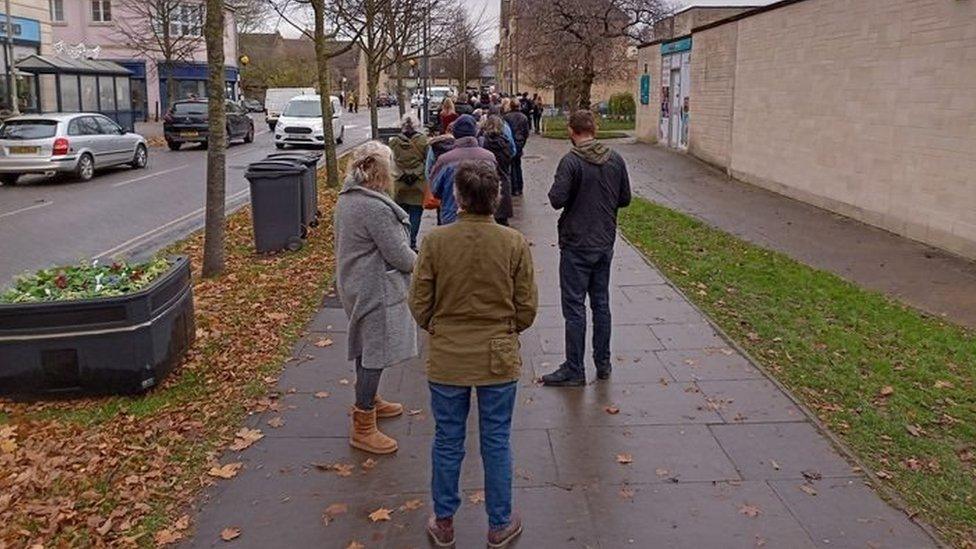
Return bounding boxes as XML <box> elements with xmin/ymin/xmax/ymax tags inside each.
<box><xmin>541</xmin><ymin>110</ymin><xmax>631</xmax><ymax>387</ymax></box>
<box><xmin>430</xmin><ymin>114</ymin><xmax>497</xmax><ymax>225</ymax></box>
<box><xmin>502</xmin><ymin>100</ymin><xmax>530</xmax><ymax>196</ymax></box>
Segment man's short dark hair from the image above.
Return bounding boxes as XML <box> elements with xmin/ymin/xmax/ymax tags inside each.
<box><xmin>568</xmin><ymin>110</ymin><xmax>597</xmax><ymax>136</ymax></box>
<box><xmin>454</xmin><ymin>161</ymin><xmax>499</xmax><ymax>216</ymax></box>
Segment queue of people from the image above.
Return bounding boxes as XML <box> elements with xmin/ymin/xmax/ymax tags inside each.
<box><xmin>333</xmin><ymin>109</ymin><xmax>631</xmax><ymax>548</ymax></box>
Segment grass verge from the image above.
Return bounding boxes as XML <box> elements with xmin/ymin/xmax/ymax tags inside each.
<box><xmin>541</xmin><ymin>115</ymin><xmax>634</xmax><ymax>140</ymax></box>
<box><xmin>0</xmin><ymin>159</ymin><xmax>348</xmax><ymax>547</ymax></box>
<box><xmin>619</xmin><ymin>197</ymin><xmax>976</xmax><ymax>547</ymax></box>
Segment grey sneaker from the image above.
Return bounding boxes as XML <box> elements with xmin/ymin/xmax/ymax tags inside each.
<box><xmin>426</xmin><ymin>514</ymin><xmax>455</xmax><ymax>547</ymax></box>
<box><xmin>487</xmin><ymin>512</ymin><xmax>523</xmax><ymax>548</ymax></box>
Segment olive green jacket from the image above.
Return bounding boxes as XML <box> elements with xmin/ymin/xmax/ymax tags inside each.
<box><xmin>409</xmin><ymin>213</ymin><xmax>538</xmax><ymax>386</ymax></box>
<box><xmin>389</xmin><ymin>132</ymin><xmax>429</xmax><ymax>206</ymax></box>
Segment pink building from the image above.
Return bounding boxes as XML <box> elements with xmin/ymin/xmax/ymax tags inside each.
<box><xmin>49</xmin><ymin>0</ymin><xmax>239</xmax><ymax>121</ymax></box>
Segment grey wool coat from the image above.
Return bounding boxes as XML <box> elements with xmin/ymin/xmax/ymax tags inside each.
<box><xmin>334</xmin><ymin>173</ymin><xmax>418</xmax><ymax>369</ymax></box>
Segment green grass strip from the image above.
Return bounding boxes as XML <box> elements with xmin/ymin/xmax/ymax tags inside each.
<box><xmin>619</xmin><ymin>197</ymin><xmax>976</xmax><ymax>546</ymax></box>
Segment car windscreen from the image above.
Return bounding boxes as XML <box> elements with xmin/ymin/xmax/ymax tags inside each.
<box><xmin>0</xmin><ymin>120</ymin><xmax>58</xmax><ymax>139</ymax></box>
<box><xmin>283</xmin><ymin>101</ymin><xmax>321</xmax><ymax>117</ymax></box>
<box><xmin>173</xmin><ymin>103</ymin><xmax>207</xmax><ymax>115</ymax></box>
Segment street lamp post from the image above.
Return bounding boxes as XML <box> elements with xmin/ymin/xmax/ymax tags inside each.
<box><xmin>4</xmin><ymin>0</ymin><xmax>19</xmax><ymax>115</ymax></box>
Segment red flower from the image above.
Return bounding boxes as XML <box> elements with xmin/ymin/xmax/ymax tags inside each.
<box><xmin>54</xmin><ymin>274</ymin><xmax>68</xmax><ymax>289</ymax></box>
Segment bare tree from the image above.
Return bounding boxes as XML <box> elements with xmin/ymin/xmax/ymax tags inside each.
<box><xmin>115</xmin><ymin>0</ymin><xmax>206</xmax><ymax>111</ymax></box>
<box><xmin>228</xmin><ymin>0</ymin><xmax>269</xmax><ymax>33</ymax></box>
<box><xmin>202</xmin><ymin>0</ymin><xmax>226</xmax><ymax>277</ymax></box>
<box><xmin>516</xmin><ymin>0</ymin><xmax>670</xmax><ymax>109</ymax></box>
<box><xmin>440</xmin><ymin>13</ymin><xmax>485</xmax><ymax>92</ymax></box>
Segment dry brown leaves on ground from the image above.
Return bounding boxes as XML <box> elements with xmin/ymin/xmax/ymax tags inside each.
<box><xmin>0</xmin><ymin>185</ymin><xmax>340</xmax><ymax>546</ymax></box>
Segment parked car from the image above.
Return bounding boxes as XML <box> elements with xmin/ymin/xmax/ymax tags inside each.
<box><xmin>376</xmin><ymin>93</ymin><xmax>397</xmax><ymax>107</ymax></box>
<box><xmin>0</xmin><ymin>113</ymin><xmax>147</xmax><ymax>185</ymax></box>
<box><xmin>265</xmin><ymin>87</ymin><xmax>316</xmax><ymax>131</ymax></box>
<box><xmin>163</xmin><ymin>100</ymin><xmax>255</xmax><ymax>151</ymax></box>
<box><xmin>274</xmin><ymin>95</ymin><xmax>344</xmax><ymax>149</ymax></box>
<box><xmin>241</xmin><ymin>98</ymin><xmax>265</xmax><ymax>113</ymax></box>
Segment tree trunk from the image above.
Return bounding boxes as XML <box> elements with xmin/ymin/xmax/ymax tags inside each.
<box><xmin>367</xmin><ymin>68</ymin><xmax>379</xmax><ymax>139</ymax></box>
<box><xmin>311</xmin><ymin>0</ymin><xmax>339</xmax><ymax>189</ymax></box>
<box><xmin>395</xmin><ymin>63</ymin><xmax>406</xmax><ymax>118</ymax></box>
<box><xmin>202</xmin><ymin>0</ymin><xmax>226</xmax><ymax>278</ymax></box>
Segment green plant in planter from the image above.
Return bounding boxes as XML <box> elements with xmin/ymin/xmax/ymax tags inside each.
<box><xmin>1</xmin><ymin>257</ymin><xmax>172</xmax><ymax>303</ymax></box>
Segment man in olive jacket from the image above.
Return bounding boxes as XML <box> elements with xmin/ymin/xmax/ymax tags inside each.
<box><xmin>541</xmin><ymin>110</ymin><xmax>631</xmax><ymax>387</ymax></box>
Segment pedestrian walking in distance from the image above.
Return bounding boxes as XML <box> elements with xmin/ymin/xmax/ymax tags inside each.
<box><xmin>541</xmin><ymin>110</ymin><xmax>632</xmax><ymax>386</ymax></box>
<box><xmin>409</xmin><ymin>161</ymin><xmax>538</xmax><ymax>548</ymax></box>
<box><xmin>502</xmin><ymin>98</ymin><xmax>530</xmax><ymax>197</ymax></box>
<box><xmin>389</xmin><ymin>114</ymin><xmax>429</xmax><ymax>250</ymax></box>
<box><xmin>334</xmin><ymin>141</ymin><xmax>418</xmax><ymax>453</ymax></box>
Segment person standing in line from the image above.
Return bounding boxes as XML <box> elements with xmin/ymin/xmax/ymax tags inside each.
<box><xmin>430</xmin><ymin>114</ymin><xmax>496</xmax><ymax>225</ymax></box>
<box><xmin>439</xmin><ymin>97</ymin><xmax>459</xmax><ymax>134</ymax></box>
<box><xmin>502</xmin><ymin>99</ymin><xmax>530</xmax><ymax>197</ymax></box>
<box><xmin>519</xmin><ymin>93</ymin><xmax>533</xmax><ymax>131</ymax></box>
<box><xmin>425</xmin><ymin>123</ymin><xmax>457</xmax><ymax>226</ymax></box>
<box><xmin>531</xmin><ymin>94</ymin><xmax>543</xmax><ymax>134</ymax></box>
<box><xmin>456</xmin><ymin>95</ymin><xmax>475</xmax><ymax>116</ymax></box>
<box><xmin>540</xmin><ymin>110</ymin><xmax>631</xmax><ymax>387</ymax></box>
<box><xmin>389</xmin><ymin>114</ymin><xmax>429</xmax><ymax>250</ymax></box>
<box><xmin>409</xmin><ymin>161</ymin><xmax>538</xmax><ymax>549</ymax></box>
<box><xmin>334</xmin><ymin>141</ymin><xmax>418</xmax><ymax>452</ymax></box>
<box><xmin>478</xmin><ymin>115</ymin><xmax>514</xmax><ymax>226</ymax></box>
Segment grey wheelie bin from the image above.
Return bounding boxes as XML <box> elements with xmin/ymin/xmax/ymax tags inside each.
<box><xmin>265</xmin><ymin>151</ymin><xmax>322</xmax><ymax>228</ymax></box>
<box><xmin>244</xmin><ymin>159</ymin><xmax>306</xmax><ymax>253</ymax></box>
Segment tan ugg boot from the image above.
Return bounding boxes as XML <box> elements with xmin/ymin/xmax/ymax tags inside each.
<box><xmin>374</xmin><ymin>395</ymin><xmax>404</xmax><ymax>419</ymax></box>
<box><xmin>350</xmin><ymin>407</ymin><xmax>398</xmax><ymax>454</ymax></box>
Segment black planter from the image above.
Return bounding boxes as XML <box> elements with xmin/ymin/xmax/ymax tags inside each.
<box><xmin>0</xmin><ymin>256</ymin><xmax>195</xmax><ymax>396</ymax></box>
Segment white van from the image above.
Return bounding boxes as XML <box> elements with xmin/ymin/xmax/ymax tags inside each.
<box><xmin>264</xmin><ymin>87</ymin><xmax>316</xmax><ymax>131</ymax></box>
<box><xmin>273</xmin><ymin>95</ymin><xmax>344</xmax><ymax>149</ymax></box>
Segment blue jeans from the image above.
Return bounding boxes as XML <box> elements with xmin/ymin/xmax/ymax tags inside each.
<box><xmin>429</xmin><ymin>381</ymin><xmax>517</xmax><ymax>529</ymax></box>
<box><xmin>560</xmin><ymin>247</ymin><xmax>614</xmax><ymax>376</ymax></box>
<box><xmin>397</xmin><ymin>202</ymin><xmax>423</xmax><ymax>249</ymax></box>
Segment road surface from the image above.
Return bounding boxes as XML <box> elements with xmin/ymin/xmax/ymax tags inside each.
<box><xmin>0</xmin><ymin>107</ymin><xmax>400</xmax><ymax>286</ymax></box>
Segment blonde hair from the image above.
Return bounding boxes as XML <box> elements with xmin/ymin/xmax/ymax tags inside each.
<box><xmin>441</xmin><ymin>97</ymin><xmax>455</xmax><ymax>114</ymax></box>
<box><xmin>501</xmin><ymin>98</ymin><xmax>512</xmax><ymax>113</ymax></box>
<box><xmin>481</xmin><ymin>114</ymin><xmax>504</xmax><ymax>135</ymax></box>
<box><xmin>400</xmin><ymin>113</ymin><xmax>421</xmax><ymax>132</ymax></box>
<box><xmin>351</xmin><ymin>141</ymin><xmax>394</xmax><ymax>195</ymax></box>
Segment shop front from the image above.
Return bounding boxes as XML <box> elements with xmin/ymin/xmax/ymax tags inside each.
<box><xmin>659</xmin><ymin>36</ymin><xmax>691</xmax><ymax>149</ymax></box>
<box><xmin>157</xmin><ymin>62</ymin><xmax>239</xmax><ymax>114</ymax></box>
<box><xmin>0</xmin><ymin>13</ymin><xmax>43</xmax><ymax>114</ymax></box>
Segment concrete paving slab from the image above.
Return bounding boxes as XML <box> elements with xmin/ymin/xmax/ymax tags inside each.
<box><xmin>710</xmin><ymin>422</ymin><xmax>859</xmax><ymax>480</ymax></box>
<box><xmin>651</xmin><ymin>322</ymin><xmax>729</xmax><ymax>350</ymax></box>
<box><xmin>697</xmin><ymin>379</ymin><xmax>805</xmax><ymax>423</ymax></box>
<box><xmin>656</xmin><ymin>348</ymin><xmax>763</xmax><ymax>382</ymax></box>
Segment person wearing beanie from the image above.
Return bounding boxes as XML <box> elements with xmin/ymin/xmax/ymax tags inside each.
<box><xmin>429</xmin><ymin>114</ymin><xmax>497</xmax><ymax>225</ymax></box>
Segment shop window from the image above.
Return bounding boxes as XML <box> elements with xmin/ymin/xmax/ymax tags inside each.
<box><xmin>98</xmin><ymin>77</ymin><xmax>115</xmax><ymax>110</ymax></box>
<box><xmin>80</xmin><ymin>75</ymin><xmax>97</xmax><ymax>110</ymax></box>
<box><xmin>91</xmin><ymin>0</ymin><xmax>111</xmax><ymax>22</ymax></box>
<box><xmin>59</xmin><ymin>74</ymin><xmax>80</xmax><ymax>111</ymax></box>
<box><xmin>115</xmin><ymin>77</ymin><xmax>130</xmax><ymax>111</ymax></box>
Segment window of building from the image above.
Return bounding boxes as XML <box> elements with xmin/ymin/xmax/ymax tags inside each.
<box><xmin>59</xmin><ymin>74</ymin><xmax>80</xmax><ymax>111</ymax></box>
<box><xmin>50</xmin><ymin>0</ymin><xmax>65</xmax><ymax>22</ymax></box>
<box><xmin>166</xmin><ymin>3</ymin><xmax>202</xmax><ymax>37</ymax></box>
<box><xmin>80</xmin><ymin>75</ymin><xmax>98</xmax><ymax>110</ymax></box>
<box><xmin>91</xmin><ymin>0</ymin><xmax>111</xmax><ymax>22</ymax></box>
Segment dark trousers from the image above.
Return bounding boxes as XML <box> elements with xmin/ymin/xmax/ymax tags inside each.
<box><xmin>559</xmin><ymin>247</ymin><xmax>613</xmax><ymax>376</ymax></box>
<box><xmin>397</xmin><ymin>202</ymin><xmax>423</xmax><ymax>249</ymax></box>
<box><xmin>533</xmin><ymin>113</ymin><xmax>542</xmax><ymax>134</ymax></box>
<box><xmin>510</xmin><ymin>150</ymin><xmax>524</xmax><ymax>196</ymax></box>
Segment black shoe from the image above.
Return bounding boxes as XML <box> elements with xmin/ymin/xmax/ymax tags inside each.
<box><xmin>541</xmin><ymin>365</ymin><xmax>585</xmax><ymax>387</ymax></box>
<box><xmin>596</xmin><ymin>363</ymin><xmax>612</xmax><ymax>380</ymax></box>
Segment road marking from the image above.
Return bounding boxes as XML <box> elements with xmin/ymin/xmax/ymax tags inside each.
<box><xmin>0</xmin><ymin>200</ymin><xmax>52</xmax><ymax>219</ymax></box>
<box><xmin>96</xmin><ymin>188</ymin><xmax>249</xmax><ymax>258</ymax></box>
<box><xmin>112</xmin><ymin>165</ymin><xmax>189</xmax><ymax>187</ymax></box>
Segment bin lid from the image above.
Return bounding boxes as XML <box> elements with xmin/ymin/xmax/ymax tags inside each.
<box><xmin>244</xmin><ymin>159</ymin><xmax>307</xmax><ymax>179</ymax></box>
<box><xmin>265</xmin><ymin>152</ymin><xmax>321</xmax><ymax>167</ymax></box>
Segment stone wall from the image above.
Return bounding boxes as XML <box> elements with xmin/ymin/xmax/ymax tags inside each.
<box><xmin>634</xmin><ymin>46</ymin><xmax>661</xmax><ymax>142</ymax></box>
<box><xmin>687</xmin><ymin>22</ymin><xmax>738</xmax><ymax>169</ymax></box>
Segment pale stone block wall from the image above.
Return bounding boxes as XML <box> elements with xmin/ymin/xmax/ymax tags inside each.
<box><xmin>634</xmin><ymin>45</ymin><xmax>660</xmax><ymax>143</ymax></box>
<box><xmin>679</xmin><ymin>0</ymin><xmax>976</xmax><ymax>259</ymax></box>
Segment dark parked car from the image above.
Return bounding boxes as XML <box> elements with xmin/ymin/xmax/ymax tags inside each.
<box><xmin>241</xmin><ymin>98</ymin><xmax>265</xmax><ymax>113</ymax></box>
<box><xmin>376</xmin><ymin>93</ymin><xmax>397</xmax><ymax>107</ymax></box>
<box><xmin>163</xmin><ymin>100</ymin><xmax>255</xmax><ymax>151</ymax></box>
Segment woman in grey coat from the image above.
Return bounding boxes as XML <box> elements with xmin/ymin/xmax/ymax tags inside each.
<box><xmin>334</xmin><ymin>141</ymin><xmax>418</xmax><ymax>454</ymax></box>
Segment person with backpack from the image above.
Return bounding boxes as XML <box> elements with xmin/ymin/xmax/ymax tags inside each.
<box><xmin>389</xmin><ymin>114</ymin><xmax>429</xmax><ymax>250</ymax></box>
<box><xmin>478</xmin><ymin>115</ymin><xmax>514</xmax><ymax>226</ymax></box>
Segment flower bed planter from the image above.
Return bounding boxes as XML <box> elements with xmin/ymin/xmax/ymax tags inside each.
<box><xmin>0</xmin><ymin>257</ymin><xmax>195</xmax><ymax>396</ymax></box>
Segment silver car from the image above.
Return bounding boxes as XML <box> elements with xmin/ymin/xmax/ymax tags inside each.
<box><xmin>0</xmin><ymin>113</ymin><xmax>148</xmax><ymax>186</ymax></box>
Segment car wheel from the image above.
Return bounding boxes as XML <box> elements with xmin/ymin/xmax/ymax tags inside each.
<box><xmin>75</xmin><ymin>153</ymin><xmax>94</xmax><ymax>182</ymax></box>
<box><xmin>130</xmin><ymin>144</ymin><xmax>148</xmax><ymax>169</ymax></box>
<box><xmin>275</xmin><ymin>143</ymin><xmax>285</xmax><ymax>150</ymax></box>
<box><xmin>244</xmin><ymin>124</ymin><xmax>254</xmax><ymax>143</ymax></box>
<box><xmin>336</xmin><ymin>126</ymin><xmax>344</xmax><ymax>144</ymax></box>
<box><xmin>1</xmin><ymin>173</ymin><xmax>19</xmax><ymax>186</ymax></box>
<box><xmin>167</xmin><ymin>140</ymin><xmax>181</xmax><ymax>151</ymax></box>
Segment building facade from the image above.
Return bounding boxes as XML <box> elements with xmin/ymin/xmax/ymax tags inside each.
<box><xmin>635</xmin><ymin>0</ymin><xmax>976</xmax><ymax>260</ymax></box>
<box><xmin>50</xmin><ymin>0</ymin><xmax>239</xmax><ymax>121</ymax></box>
<box><xmin>1</xmin><ymin>0</ymin><xmax>55</xmax><ymax>113</ymax></box>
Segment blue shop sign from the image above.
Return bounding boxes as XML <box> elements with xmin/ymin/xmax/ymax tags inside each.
<box><xmin>661</xmin><ymin>37</ymin><xmax>692</xmax><ymax>55</ymax></box>
<box><xmin>160</xmin><ymin>62</ymin><xmax>240</xmax><ymax>81</ymax></box>
<box><xmin>0</xmin><ymin>14</ymin><xmax>41</xmax><ymax>44</ymax></box>
<box><xmin>639</xmin><ymin>74</ymin><xmax>650</xmax><ymax>105</ymax></box>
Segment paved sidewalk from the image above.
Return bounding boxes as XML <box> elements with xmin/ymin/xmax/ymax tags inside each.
<box><xmin>186</xmin><ymin>141</ymin><xmax>937</xmax><ymax>548</ymax></box>
<box><xmin>608</xmin><ymin>140</ymin><xmax>976</xmax><ymax>330</ymax></box>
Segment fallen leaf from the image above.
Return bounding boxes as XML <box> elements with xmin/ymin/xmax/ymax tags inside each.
<box><xmin>770</xmin><ymin>459</ymin><xmax>781</xmax><ymax>471</ymax></box>
<box><xmin>155</xmin><ymin>529</ymin><xmax>183</xmax><ymax>545</ymax></box>
<box><xmin>934</xmin><ymin>380</ymin><xmax>954</xmax><ymax>389</ymax></box>
<box><xmin>361</xmin><ymin>458</ymin><xmax>377</xmax><ymax>470</ymax></box>
<box><xmin>346</xmin><ymin>542</ymin><xmax>365</xmax><ymax>549</ymax></box>
<box><xmin>876</xmin><ymin>470</ymin><xmax>893</xmax><ymax>480</ymax></box>
<box><xmin>619</xmin><ymin>487</ymin><xmax>635</xmax><ymax>500</ymax></box>
<box><xmin>220</xmin><ymin>527</ymin><xmax>241</xmax><ymax>541</ymax></box>
<box><xmin>407</xmin><ymin>408</ymin><xmax>423</xmax><ymax>416</ymax></box>
<box><xmin>174</xmin><ymin>514</ymin><xmax>190</xmax><ymax>531</ymax></box>
<box><xmin>229</xmin><ymin>428</ymin><xmax>264</xmax><ymax>451</ymax></box>
<box><xmin>801</xmin><ymin>469</ymin><xmax>822</xmax><ymax>481</ymax></box>
<box><xmin>208</xmin><ymin>462</ymin><xmax>244</xmax><ymax>479</ymax></box>
<box><xmin>879</xmin><ymin>385</ymin><xmax>894</xmax><ymax>397</ymax></box>
<box><xmin>746</xmin><ymin>332</ymin><xmax>760</xmax><ymax>342</ymax></box>
<box><xmin>368</xmin><ymin>507</ymin><xmax>392</xmax><ymax>522</ymax></box>
<box><xmin>798</xmin><ymin>484</ymin><xmax>818</xmax><ymax>496</ymax></box>
<box><xmin>96</xmin><ymin>517</ymin><xmax>113</xmax><ymax>536</ymax></box>
<box><xmin>655</xmin><ymin>468</ymin><xmax>669</xmax><ymax>477</ymax></box>
<box><xmin>314</xmin><ymin>391</ymin><xmax>330</xmax><ymax>398</ymax></box>
<box><xmin>314</xmin><ymin>462</ymin><xmax>355</xmax><ymax>477</ymax></box>
<box><xmin>314</xmin><ymin>338</ymin><xmax>334</xmax><ymax>348</ymax></box>
<box><xmin>906</xmin><ymin>424</ymin><xmax>922</xmax><ymax>437</ymax></box>
<box><xmin>267</xmin><ymin>417</ymin><xmax>285</xmax><ymax>428</ymax></box>
<box><xmin>339</xmin><ymin>378</ymin><xmax>350</xmax><ymax>385</ymax></box>
<box><xmin>738</xmin><ymin>503</ymin><xmax>762</xmax><ymax>518</ymax></box>
<box><xmin>616</xmin><ymin>453</ymin><xmax>633</xmax><ymax>464</ymax></box>
<box><xmin>604</xmin><ymin>405</ymin><xmax>620</xmax><ymax>415</ymax></box>
<box><xmin>323</xmin><ymin>503</ymin><xmax>348</xmax><ymax>525</ymax></box>
<box><xmin>468</xmin><ymin>490</ymin><xmax>485</xmax><ymax>504</ymax></box>
<box><xmin>755</xmin><ymin>535</ymin><xmax>767</xmax><ymax>547</ymax></box>
<box><xmin>401</xmin><ymin>499</ymin><xmax>424</xmax><ymax>511</ymax></box>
